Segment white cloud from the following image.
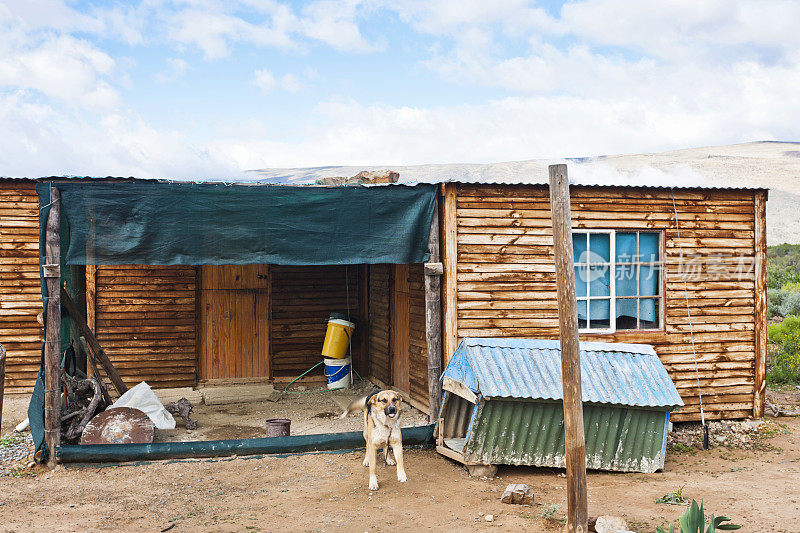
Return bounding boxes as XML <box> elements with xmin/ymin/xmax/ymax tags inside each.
<box><xmin>253</xmin><ymin>68</ymin><xmax>276</xmax><ymax>91</ymax></box>
<box><xmin>156</xmin><ymin>57</ymin><xmax>191</xmax><ymax>82</ymax></box>
<box><xmin>253</xmin><ymin>69</ymin><xmax>308</xmax><ymax>93</ymax></box>
<box><xmin>300</xmin><ymin>0</ymin><xmax>379</xmax><ymax>52</ymax></box>
<box><xmin>0</xmin><ymin>33</ymin><xmax>119</xmax><ymax>110</ymax></box>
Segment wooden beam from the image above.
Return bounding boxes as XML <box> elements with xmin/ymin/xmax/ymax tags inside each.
<box><xmin>85</xmin><ymin>265</ymin><xmax>96</xmax><ymax>334</ymax></box>
<box><xmin>358</xmin><ymin>264</ymin><xmax>369</xmax><ymax>377</ymax></box>
<box><xmin>548</xmin><ymin>164</ymin><xmax>588</xmax><ymax>533</ymax></box>
<box><xmin>425</xmin><ymin>200</ymin><xmax>444</xmax><ymax>422</ymax></box>
<box><xmin>753</xmin><ymin>190</ymin><xmax>767</xmax><ymax>418</ymax></box>
<box><xmin>0</xmin><ymin>343</ymin><xmax>5</xmax><ymax>431</ymax></box>
<box><xmin>441</xmin><ymin>183</ymin><xmax>458</xmax><ymax>364</ymax></box>
<box><xmin>43</xmin><ymin>185</ymin><xmax>61</xmax><ymax>468</ymax></box>
<box><xmin>59</xmin><ymin>286</ymin><xmax>128</xmax><ymax>395</ymax></box>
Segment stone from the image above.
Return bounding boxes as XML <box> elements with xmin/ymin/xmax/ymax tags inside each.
<box><xmin>484</xmin><ymin>514</ymin><xmax>494</xmax><ymax>522</ymax></box>
<box><xmin>500</xmin><ymin>484</ymin><xmax>533</xmax><ymax>505</ymax></box>
<box><xmin>594</xmin><ymin>515</ymin><xmax>629</xmax><ymax>533</ymax></box>
<box><xmin>466</xmin><ymin>464</ymin><xmax>498</xmax><ymax>478</ymax></box>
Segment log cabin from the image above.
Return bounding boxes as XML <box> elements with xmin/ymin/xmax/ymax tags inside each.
<box><xmin>0</xmin><ymin>176</ymin><xmax>767</xmax><ymax>423</ymax></box>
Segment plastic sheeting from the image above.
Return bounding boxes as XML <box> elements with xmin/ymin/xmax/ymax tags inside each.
<box><xmin>36</xmin><ymin>181</ymin><xmax>437</xmax><ymax>266</ymax></box>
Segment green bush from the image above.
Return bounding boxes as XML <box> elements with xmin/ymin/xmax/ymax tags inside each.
<box><xmin>767</xmin><ymin>289</ymin><xmax>800</xmax><ymax>318</ymax></box>
<box><xmin>767</xmin><ymin>316</ymin><xmax>800</xmax><ymax>385</ymax></box>
<box><xmin>782</xmin><ymin>280</ymin><xmax>800</xmax><ymax>293</ymax></box>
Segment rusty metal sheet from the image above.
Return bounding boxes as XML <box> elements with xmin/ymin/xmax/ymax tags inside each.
<box><xmin>81</xmin><ymin>407</ymin><xmax>155</xmax><ymax>445</ymax></box>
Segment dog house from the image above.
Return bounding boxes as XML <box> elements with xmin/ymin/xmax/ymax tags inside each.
<box><xmin>436</xmin><ymin>338</ymin><xmax>684</xmax><ymax>473</ymax></box>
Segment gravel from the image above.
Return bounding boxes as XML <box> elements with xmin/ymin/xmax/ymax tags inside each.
<box><xmin>0</xmin><ymin>432</ymin><xmax>34</xmax><ymax>476</ymax></box>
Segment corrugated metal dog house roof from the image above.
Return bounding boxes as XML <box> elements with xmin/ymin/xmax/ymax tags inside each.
<box><xmin>442</xmin><ymin>338</ymin><xmax>683</xmax><ymax>408</ymax></box>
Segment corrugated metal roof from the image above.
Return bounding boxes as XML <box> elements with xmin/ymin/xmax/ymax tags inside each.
<box><xmin>442</xmin><ymin>338</ymin><xmax>683</xmax><ymax>408</ymax></box>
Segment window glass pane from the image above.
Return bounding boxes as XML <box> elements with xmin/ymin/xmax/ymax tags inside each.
<box><xmin>640</xmin><ymin>298</ymin><xmax>659</xmax><ymax>328</ymax></box>
<box><xmin>575</xmin><ymin>266</ymin><xmax>587</xmax><ymax>297</ymax></box>
<box><xmin>588</xmin><ymin>265</ymin><xmax>610</xmax><ymax>296</ymax></box>
<box><xmin>572</xmin><ymin>233</ymin><xmax>588</xmax><ymax>263</ymax></box>
<box><xmin>639</xmin><ymin>233</ymin><xmax>659</xmax><ymax>263</ymax></box>
<box><xmin>615</xmin><ymin>232</ymin><xmax>636</xmax><ymax>263</ymax></box>
<box><xmin>589</xmin><ymin>299</ymin><xmax>610</xmax><ymax>328</ymax></box>
<box><xmin>616</xmin><ymin>299</ymin><xmax>638</xmax><ymax>329</ymax></box>
<box><xmin>577</xmin><ymin>299</ymin><xmax>587</xmax><ymax>329</ymax></box>
<box><xmin>640</xmin><ymin>265</ymin><xmax>660</xmax><ymax>296</ymax></box>
<box><xmin>589</xmin><ymin>233</ymin><xmax>610</xmax><ymax>262</ymax></box>
<box><xmin>615</xmin><ymin>264</ymin><xmax>636</xmax><ymax>296</ymax></box>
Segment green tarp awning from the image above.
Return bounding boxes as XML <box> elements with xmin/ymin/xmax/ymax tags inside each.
<box><xmin>36</xmin><ymin>181</ymin><xmax>437</xmax><ymax>266</ymax></box>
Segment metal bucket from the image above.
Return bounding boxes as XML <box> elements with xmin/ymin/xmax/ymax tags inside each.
<box><xmin>265</xmin><ymin>418</ymin><xmax>291</xmax><ymax>437</ymax></box>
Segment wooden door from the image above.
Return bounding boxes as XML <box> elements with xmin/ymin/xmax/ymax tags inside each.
<box><xmin>391</xmin><ymin>264</ymin><xmax>410</xmax><ymax>393</ymax></box>
<box><xmin>199</xmin><ymin>265</ymin><xmax>270</xmax><ymax>380</ymax></box>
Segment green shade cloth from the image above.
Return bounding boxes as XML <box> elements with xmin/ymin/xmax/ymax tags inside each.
<box><xmin>36</xmin><ymin>181</ymin><xmax>437</xmax><ymax>266</ymax></box>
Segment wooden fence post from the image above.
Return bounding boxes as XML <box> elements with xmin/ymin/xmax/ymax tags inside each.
<box><xmin>548</xmin><ymin>164</ymin><xmax>588</xmax><ymax>532</ymax></box>
<box><xmin>43</xmin><ymin>186</ymin><xmax>62</xmax><ymax>468</ymax></box>
<box><xmin>0</xmin><ymin>344</ymin><xmax>6</xmax><ymax>432</ymax></box>
<box><xmin>424</xmin><ymin>201</ymin><xmax>443</xmax><ymax>421</ymax></box>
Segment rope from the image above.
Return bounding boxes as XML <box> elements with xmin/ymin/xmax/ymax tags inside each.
<box><xmin>670</xmin><ymin>189</ymin><xmax>706</xmax><ymax>427</ymax></box>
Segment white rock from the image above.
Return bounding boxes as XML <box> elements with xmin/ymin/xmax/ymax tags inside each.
<box><xmin>484</xmin><ymin>514</ymin><xmax>494</xmax><ymax>522</ymax></box>
<box><xmin>595</xmin><ymin>515</ymin><xmax>628</xmax><ymax>533</ymax></box>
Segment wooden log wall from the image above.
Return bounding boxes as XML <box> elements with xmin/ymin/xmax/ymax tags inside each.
<box><xmin>0</xmin><ymin>180</ymin><xmax>43</xmax><ymax>392</ymax></box>
<box><xmin>270</xmin><ymin>265</ymin><xmax>362</xmax><ymax>379</ymax></box>
<box><xmin>452</xmin><ymin>184</ymin><xmax>764</xmax><ymax>422</ymax></box>
<box><xmin>408</xmin><ymin>263</ymin><xmax>429</xmax><ymax>409</ymax></box>
<box><xmin>92</xmin><ymin>265</ymin><xmax>197</xmax><ymax>388</ymax></box>
<box><xmin>368</xmin><ymin>264</ymin><xmax>391</xmax><ymax>384</ymax></box>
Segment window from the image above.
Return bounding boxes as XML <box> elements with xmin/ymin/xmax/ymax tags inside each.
<box><xmin>573</xmin><ymin>230</ymin><xmax>662</xmax><ymax>333</ymax></box>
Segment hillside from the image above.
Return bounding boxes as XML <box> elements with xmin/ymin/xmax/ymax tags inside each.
<box><xmin>251</xmin><ymin>141</ymin><xmax>800</xmax><ymax>245</ymax></box>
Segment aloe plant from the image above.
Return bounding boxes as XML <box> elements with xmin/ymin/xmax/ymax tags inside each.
<box><xmin>656</xmin><ymin>500</ymin><xmax>741</xmax><ymax>533</ymax></box>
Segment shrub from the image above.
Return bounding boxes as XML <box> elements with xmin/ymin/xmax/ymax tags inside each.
<box><xmin>782</xmin><ymin>280</ymin><xmax>800</xmax><ymax>293</ymax></box>
<box><xmin>767</xmin><ymin>316</ymin><xmax>800</xmax><ymax>386</ymax></box>
<box><xmin>767</xmin><ymin>289</ymin><xmax>800</xmax><ymax>318</ymax></box>
<box><xmin>781</xmin><ymin>292</ymin><xmax>800</xmax><ymax>317</ymax></box>
<box><xmin>768</xmin><ymin>288</ymin><xmax>785</xmax><ymax>318</ymax></box>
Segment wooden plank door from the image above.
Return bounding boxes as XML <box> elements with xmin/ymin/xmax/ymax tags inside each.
<box><xmin>199</xmin><ymin>265</ymin><xmax>270</xmax><ymax>380</ymax></box>
<box><xmin>391</xmin><ymin>264</ymin><xmax>411</xmax><ymax>393</ymax></box>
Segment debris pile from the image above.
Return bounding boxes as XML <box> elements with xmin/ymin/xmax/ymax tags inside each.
<box><xmin>60</xmin><ymin>371</ymin><xmax>107</xmax><ymax>443</ymax></box>
<box><xmin>668</xmin><ymin>419</ymin><xmax>788</xmax><ymax>451</ymax></box>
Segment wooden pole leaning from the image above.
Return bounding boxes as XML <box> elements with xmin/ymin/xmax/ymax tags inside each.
<box><xmin>424</xmin><ymin>201</ymin><xmax>444</xmax><ymax>422</ymax></box>
<box><xmin>43</xmin><ymin>186</ymin><xmax>62</xmax><ymax>468</ymax></box>
<box><xmin>548</xmin><ymin>164</ymin><xmax>588</xmax><ymax>532</ymax></box>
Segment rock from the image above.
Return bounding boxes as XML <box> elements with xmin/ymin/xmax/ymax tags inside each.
<box><xmin>594</xmin><ymin>515</ymin><xmax>629</xmax><ymax>533</ymax></box>
<box><xmin>466</xmin><ymin>464</ymin><xmax>497</xmax><ymax>478</ymax></box>
<box><xmin>484</xmin><ymin>514</ymin><xmax>494</xmax><ymax>522</ymax></box>
<box><xmin>500</xmin><ymin>483</ymin><xmax>533</xmax><ymax>505</ymax></box>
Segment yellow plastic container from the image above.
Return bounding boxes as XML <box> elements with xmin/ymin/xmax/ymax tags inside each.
<box><xmin>321</xmin><ymin>318</ymin><xmax>355</xmax><ymax>358</ymax></box>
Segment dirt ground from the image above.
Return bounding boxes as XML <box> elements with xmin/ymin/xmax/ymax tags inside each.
<box><xmin>2</xmin><ymin>388</ymin><xmax>799</xmax><ymax>532</ymax></box>
<box><xmin>157</xmin><ymin>383</ymin><xmax>431</xmax><ymax>442</ymax></box>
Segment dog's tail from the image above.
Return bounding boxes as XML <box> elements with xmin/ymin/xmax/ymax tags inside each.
<box><xmin>339</xmin><ymin>396</ymin><xmax>367</xmax><ymax>419</ymax></box>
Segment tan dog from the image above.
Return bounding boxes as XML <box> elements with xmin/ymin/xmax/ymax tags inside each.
<box><xmin>340</xmin><ymin>389</ymin><xmax>407</xmax><ymax>490</ymax></box>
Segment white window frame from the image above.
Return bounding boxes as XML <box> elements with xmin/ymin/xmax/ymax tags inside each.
<box><xmin>573</xmin><ymin>229</ymin><xmax>662</xmax><ymax>334</ymax></box>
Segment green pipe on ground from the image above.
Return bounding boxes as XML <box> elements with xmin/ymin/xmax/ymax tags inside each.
<box><xmin>56</xmin><ymin>424</ymin><xmax>435</xmax><ymax>463</ymax></box>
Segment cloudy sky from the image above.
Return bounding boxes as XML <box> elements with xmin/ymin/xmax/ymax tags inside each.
<box><xmin>1</xmin><ymin>0</ymin><xmax>798</xmax><ymax>178</ymax></box>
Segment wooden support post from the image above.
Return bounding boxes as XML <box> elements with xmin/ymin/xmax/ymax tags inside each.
<box><xmin>43</xmin><ymin>186</ymin><xmax>61</xmax><ymax>468</ymax></box>
<box><xmin>424</xmin><ymin>201</ymin><xmax>443</xmax><ymax>422</ymax></box>
<box><xmin>60</xmin><ymin>286</ymin><xmax>128</xmax><ymax>396</ymax></box>
<box><xmin>441</xmin><ymin>184</ymin><xmax>458</xmax><ymax>364</ymax></box>
<box><xmin>0</xmin><ymin>344</ymin><xmax>5</xmax><ymax>432</ymax></box>
<box><xmin>548</xmin><ymin>164</ymin><xmax>588</xmax><ymax>533</ymax></box>
<box><xmin>753</xmin><ymin>190</ymin><xmax>768</xmax><ymax>418</ymax></box>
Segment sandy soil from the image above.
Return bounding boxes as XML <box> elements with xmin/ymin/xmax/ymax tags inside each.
<box><xmin>156</xmin><ymin>382</ymin><xmax>430</xmax><ymax>442</ymax></box>
<box><xmin>0</xmin><ymin>413</ymin><xmax>798</xmax><ymax>531</ymax></box>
